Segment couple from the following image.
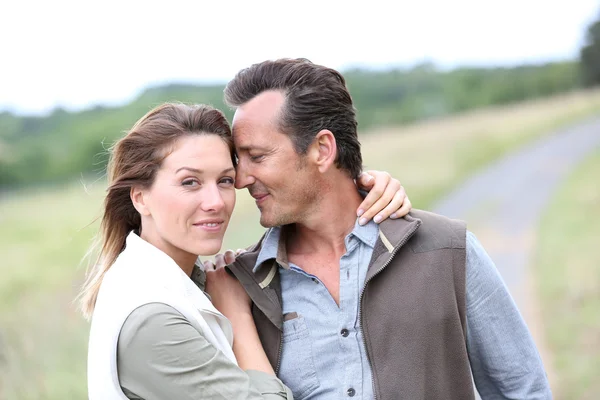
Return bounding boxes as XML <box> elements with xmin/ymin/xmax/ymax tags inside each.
<box><xmin>81</xmin><ymin>59</ymin><xmax>552</xmax><ymax>399</ymax></box>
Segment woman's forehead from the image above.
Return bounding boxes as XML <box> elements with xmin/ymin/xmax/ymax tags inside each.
<box><xmin>161</xmin><ymin>135</ymin><xmax>233</xmax><ymax>171</ymax></box>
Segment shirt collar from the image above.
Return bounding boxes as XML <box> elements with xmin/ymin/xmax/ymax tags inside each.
<box><xmin>254</xmin><ymin>226</ymin><xmax>285</xmax><ymax>273</ymax></box>
<box><xmin>350</xmin><ymin>217</ymin><xmax>379</xmax><ymax>248</ymax></box>
<box><xmin>253</xmin><ymin>218</ymin><xmax>379</xmax><ymax>273</ymax></box>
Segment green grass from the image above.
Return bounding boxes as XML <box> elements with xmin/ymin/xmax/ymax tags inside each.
<box><xmin>1</xmin><ymin>89</ymin><xmax>600</xmax><ymax>398</ymax></box>
<box><xmin>534</xmin><ymin>150</ymin><xmax>600</xmax><ymax>400</ymax></box>
<box><xmin>0</xmin><ymin>183</ymin><xmax>103</xmax><ymax>399</ymax></box>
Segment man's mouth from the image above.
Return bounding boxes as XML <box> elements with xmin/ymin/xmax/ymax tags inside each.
<box><xmin>251</xmin><ymin>193</ymin><xmax>269</xmax><ymax>204</ymax></box>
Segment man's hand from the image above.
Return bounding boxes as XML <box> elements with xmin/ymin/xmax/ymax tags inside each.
<box><xmin>356</xmin><ymin>170</ymin><xmax>412</xmax><ymax>225</ymax></box>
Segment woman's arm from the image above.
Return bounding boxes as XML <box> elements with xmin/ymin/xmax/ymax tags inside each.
<box><xmin>228</xmin><ymin>312</ymin><xmax>275</xmax><ymax>375</ymax></box>
<box><xmin>117</xmin><ymin>303</ymin><xmax>293</xmax><ymax>400</ymax></box>
<box><xmin>204</xmin><ymin>262</ymin><xmax>276</xmax><ymax>375</ymax></box>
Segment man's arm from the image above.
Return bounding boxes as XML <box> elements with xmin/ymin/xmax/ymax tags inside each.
<box><xmin>465</xmin><ymin>232</ymin><xmax>552</xmax><ymax>399</ymax></box>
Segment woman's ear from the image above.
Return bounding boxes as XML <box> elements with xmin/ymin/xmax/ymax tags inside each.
<box><xmin>130</xmin><ymin>186</ymin><xmax>151</xmax><ymax>216</ymax></box>
<box><xmin>311</xmin><ymin>129</ymin><xmax>337</xmax><ymax>173</ymax></box>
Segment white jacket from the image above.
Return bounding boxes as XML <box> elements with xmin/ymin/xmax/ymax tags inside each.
<box><xmin>87</xmin><ymin>232</ymin><xmax>236</xmax><ymax>399</ymax></box>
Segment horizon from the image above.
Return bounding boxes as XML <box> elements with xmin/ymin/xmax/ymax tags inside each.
<box><xmin>1</xmin><ymin>0</ymin><xmax>598</xmax><ymax>116</ymax></box>
<box><xmin>0</xmin><ymin>59</ymin><xmax>580</xmax><ymax>118</ymax></box>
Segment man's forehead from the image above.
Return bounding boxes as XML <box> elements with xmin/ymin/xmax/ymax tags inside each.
<box><xmin>231</xmin><ymin>110</ymin><xmax>262</xmax><ymax>139</ymax></box>
<box><xmin>242</xmin><ymin>90</ymin><xmax>286</xmax><ymax>113</ymax></box>
<box><xmin>233</xmin><ymin>134</ymin><xmax>273</xmax><ymax>154</ymax></box>
<box><xmin>232</xmin><ymin>91</ymin><xmax>284</xmax><ymax>127</ymax></box>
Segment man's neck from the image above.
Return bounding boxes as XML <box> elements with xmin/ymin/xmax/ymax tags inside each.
<box><xmin>286</xmin><ymin>176</ymin><xmax>362</xmax><ymax>258</ymax></box>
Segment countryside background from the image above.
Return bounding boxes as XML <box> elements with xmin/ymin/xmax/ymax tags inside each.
<box><xmin>1</xmin><ymin>2</ymin><xmax>600</xmax><ymax>399</ymax></box>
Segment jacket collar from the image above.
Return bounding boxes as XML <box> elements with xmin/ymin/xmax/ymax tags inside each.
<box><xmin>120</xmin><ymin>232</ymin><xmax>224</xmax><ymax>319</ymax></box>
<box><xmin>228</xmin><ymin>232</ymin><xmax>285</xmax><ymax>330</ymax></box>
<box><xmin>366</xmin><ymin>213</ymin><xmax>422</xmax><ymax>281</ymax></box>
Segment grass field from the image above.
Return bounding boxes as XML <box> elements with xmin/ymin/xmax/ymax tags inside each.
<box><xmin>1</xmin><ymin>89</ymin><xmax>600</xmax><ymax>398</ymax></box>
<box><xmin>534</xmin><ymin>149</ymin><xmax>600</xmax><ymax>400</ymax></box>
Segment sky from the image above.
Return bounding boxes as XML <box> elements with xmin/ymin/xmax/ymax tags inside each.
<box><xmin>1</xmin><ymin>0</ymin><xmax>599</xmax><ymax>115</ymax></box>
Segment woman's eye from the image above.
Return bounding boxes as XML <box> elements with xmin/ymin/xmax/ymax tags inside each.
<box><xmin>219</xmin><ymin>177</ymin><xmax>235</xmax><ymax>186</ymax></box>
<box><xmin>182</xmin><ymin>179</ymin><xmax>199</xmax><ymax>187</ymax></box>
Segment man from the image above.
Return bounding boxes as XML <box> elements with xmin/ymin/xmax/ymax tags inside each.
<box><xmin>222</xmin><ymin>59</ymin><xmax>552</xmax><ymax>399</ymax></box>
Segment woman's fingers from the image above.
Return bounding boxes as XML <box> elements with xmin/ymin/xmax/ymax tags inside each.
<box><xmin>223</xmin><ymin>250</ymin><xmax>236</xmax><ymax>266</ymax></box>
<box><xmin>203</xmin><ymin>260</ymin><xmax>215</xmax><ymax>271</ymax></box>
<box><xmin>372</xmin><ymin>187</ymin><xmax>410</xmax><ymax>223</ymax></box>
<box><xmin>391</xmin><ymin>193</ymin><xmax>412</xmax><ymax>219</ymax></box>
<box><xmin>204</xmin><ymin>249</ymin><xmax>238</xmax><ymax>272</ymax></box>
<box><xmin>358</xmin><ymin>172</ymin><xmax>400</xmax><ymax>225</ymax></box>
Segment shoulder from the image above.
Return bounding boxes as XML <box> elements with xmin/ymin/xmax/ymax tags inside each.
<box><xmin>94</xmin><ymin>259</ymin><xmax>169</xmax><ymax>318</ymax></box>
<box><xmin>410</xmin><ymin>209</ymin><xmax>466</xmax><ymax>232</ymax></box>
<box><xmin>230</xmin><ymin>229</ymin><xmax>270</xmax><ymax>273</ymax></box>
<box><xmin>407</xmin><ymin>209</ymin><xmax>467</xmax><ymax>251</ymax></box>
<box><xmin>117</xmin><ymin>303</ymin><xmax>209</xmax><ymax>374</ymax></box>
<box><xmin>116</xmin><ymin>304</ymin><xmax>220</xmax><ymax>398</ymax></box>
<box><xmin>118</xmin><ymin>303</ymin><xmax>190</xmax><ymax>350</ymax></box>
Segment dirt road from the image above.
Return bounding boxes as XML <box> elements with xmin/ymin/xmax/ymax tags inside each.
<box><xmin>433</xmin><ymin>116</ymin><xmax>600</xmax><ymax>394</ymax></box>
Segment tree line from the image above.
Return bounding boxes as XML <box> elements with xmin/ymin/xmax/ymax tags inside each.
<box><xmin>1</xmin><ymin>8</ymin><xmax>600</xmax><ymax>188</ymax></box>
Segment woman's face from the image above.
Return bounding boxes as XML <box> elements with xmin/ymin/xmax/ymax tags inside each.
<box><xmin>135</xmin><ymin>134</ymin><xmax>236</xmax><ymax>267</ymax></box>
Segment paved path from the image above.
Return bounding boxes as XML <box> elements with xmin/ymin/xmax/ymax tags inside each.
<box><xmin>432</xmin><ymin>116</ymin><xmax>600</xmax><ymax>394</ymax></box>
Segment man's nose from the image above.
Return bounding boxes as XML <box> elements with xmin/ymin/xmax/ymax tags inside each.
<box><xmin>201</xmin><ymin>183</ymin><xmax>225</xmax><ymax>212</ymax></box>
<box><xmin>234</xmin><ymin>162</ymin><xmax>255</xmax><ymax>189</ymax></box>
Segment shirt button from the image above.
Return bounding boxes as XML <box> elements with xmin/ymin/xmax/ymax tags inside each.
<box><xmin>347</xmin><ymin>388</ymin><xmax>356</xmax><ymax>397</ymax></box>
<box><xmin>340</xmin><ymin>328</ymin><xmax>349</xmax><ymax>337</ymax></box>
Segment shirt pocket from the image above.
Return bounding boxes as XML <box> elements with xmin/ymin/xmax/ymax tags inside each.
<box><xmin>279</xmin><ymin>314</ymin><xmax>320</xmax><ymax>399</ymax></box>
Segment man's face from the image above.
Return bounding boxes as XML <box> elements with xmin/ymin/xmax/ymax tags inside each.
<box><xmin>232</xmin><ymin>90</ymin><xmax>320</xmax><ymax>227</ymax></box>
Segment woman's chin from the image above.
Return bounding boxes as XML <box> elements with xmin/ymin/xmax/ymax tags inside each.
<box><xmin>194</xmin><ymin>240</ymin><xmax>224</xmax><ymax>257</ymax></box>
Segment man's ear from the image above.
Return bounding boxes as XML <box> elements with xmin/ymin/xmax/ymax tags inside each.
<box><xmin>310</xmin><ymin>129</ymin><xmax>337</xmax><ymax>173</ymax></box>
<box><xmin>130</xmin><ymin>186</ymin><xmax>151</xmax><ymax>216</ymax></box>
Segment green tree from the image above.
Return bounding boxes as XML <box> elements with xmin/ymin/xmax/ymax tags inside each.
<box><xmin>581</xmin><ymin>12</ymin><xmax>600</xmax><ymax>86</ymax></box>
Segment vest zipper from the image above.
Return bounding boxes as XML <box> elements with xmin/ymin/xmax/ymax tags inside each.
<box><xmin>276</xmin><ymin>336</ymin><xmax>283</xmax><ymax>375</ymax></box>
<box><xmin>275</xmin><ymin>260</ymin><xmax>284</xmax><ymax>375</ymax></box>
<box><xmin>359</xmin><ymin>223</ymin><xmax>419</xmax><ymax>400</ymax></box>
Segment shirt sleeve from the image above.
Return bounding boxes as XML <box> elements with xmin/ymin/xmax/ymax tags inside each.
<box><xmin>464</xmin><ymin>231</ymin><xmax>552</xmax><ymax>399</ymax></box>
<box><xmin>117</xmin><ymin>302</ymin><xmax>293</xmax><ymax>400</ymax></box>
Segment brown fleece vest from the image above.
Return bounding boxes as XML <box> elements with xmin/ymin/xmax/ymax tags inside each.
<box><xmin>229</xmin><ymin>210</ymin><xmax>474</xmax><ymax>400</ymax></box>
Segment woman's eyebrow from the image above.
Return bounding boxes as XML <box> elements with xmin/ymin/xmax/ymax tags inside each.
<box><xmin>175</xmin><ymin>167</ymin><xmax>236</xmax><ymax>174</ymax></box>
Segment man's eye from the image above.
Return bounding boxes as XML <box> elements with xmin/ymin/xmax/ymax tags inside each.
<box><xmin>250</xmin><ymin>155</ymin><xmax>264</xmax><ymax>162</ymax></box>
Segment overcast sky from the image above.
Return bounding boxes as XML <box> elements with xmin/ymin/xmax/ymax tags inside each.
<box><xmin>1</xmin><ymin>0</ymin><xmax>598</xmax><ymax>115</ymax></box>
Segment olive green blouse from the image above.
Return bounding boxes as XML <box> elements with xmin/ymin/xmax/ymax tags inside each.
<box><xmin>116</xmin><ymin>266</ymin><xmax>292</xmax><ymax>400</ymax></box>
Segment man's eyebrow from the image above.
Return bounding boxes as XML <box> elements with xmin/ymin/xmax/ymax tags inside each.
<box><xmin>236</xmin><ymin>144</ymin><xmax>270</xmax><ymax>152</ymax></box>
<box><xmin>175</xmin><ymin>167</ymin><xmax>236</xmax><ymax>174</ymax></box>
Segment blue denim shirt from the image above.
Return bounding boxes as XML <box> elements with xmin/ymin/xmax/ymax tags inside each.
<box><xmin>254</xmin><ymin>220</ymin><xmax>551</xmax><ymax>399</ymax></box>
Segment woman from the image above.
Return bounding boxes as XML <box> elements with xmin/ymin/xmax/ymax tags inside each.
<box><xmin>79</xmin><ymin>103</ymin><xmax>410</xmax><ymax>399</ymax></box>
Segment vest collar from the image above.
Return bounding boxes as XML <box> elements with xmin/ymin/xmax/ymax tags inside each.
<box><xmin>229</xmin><ymin>214</ymin><xmax>423</xmax><ymax>331</ymax></box>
